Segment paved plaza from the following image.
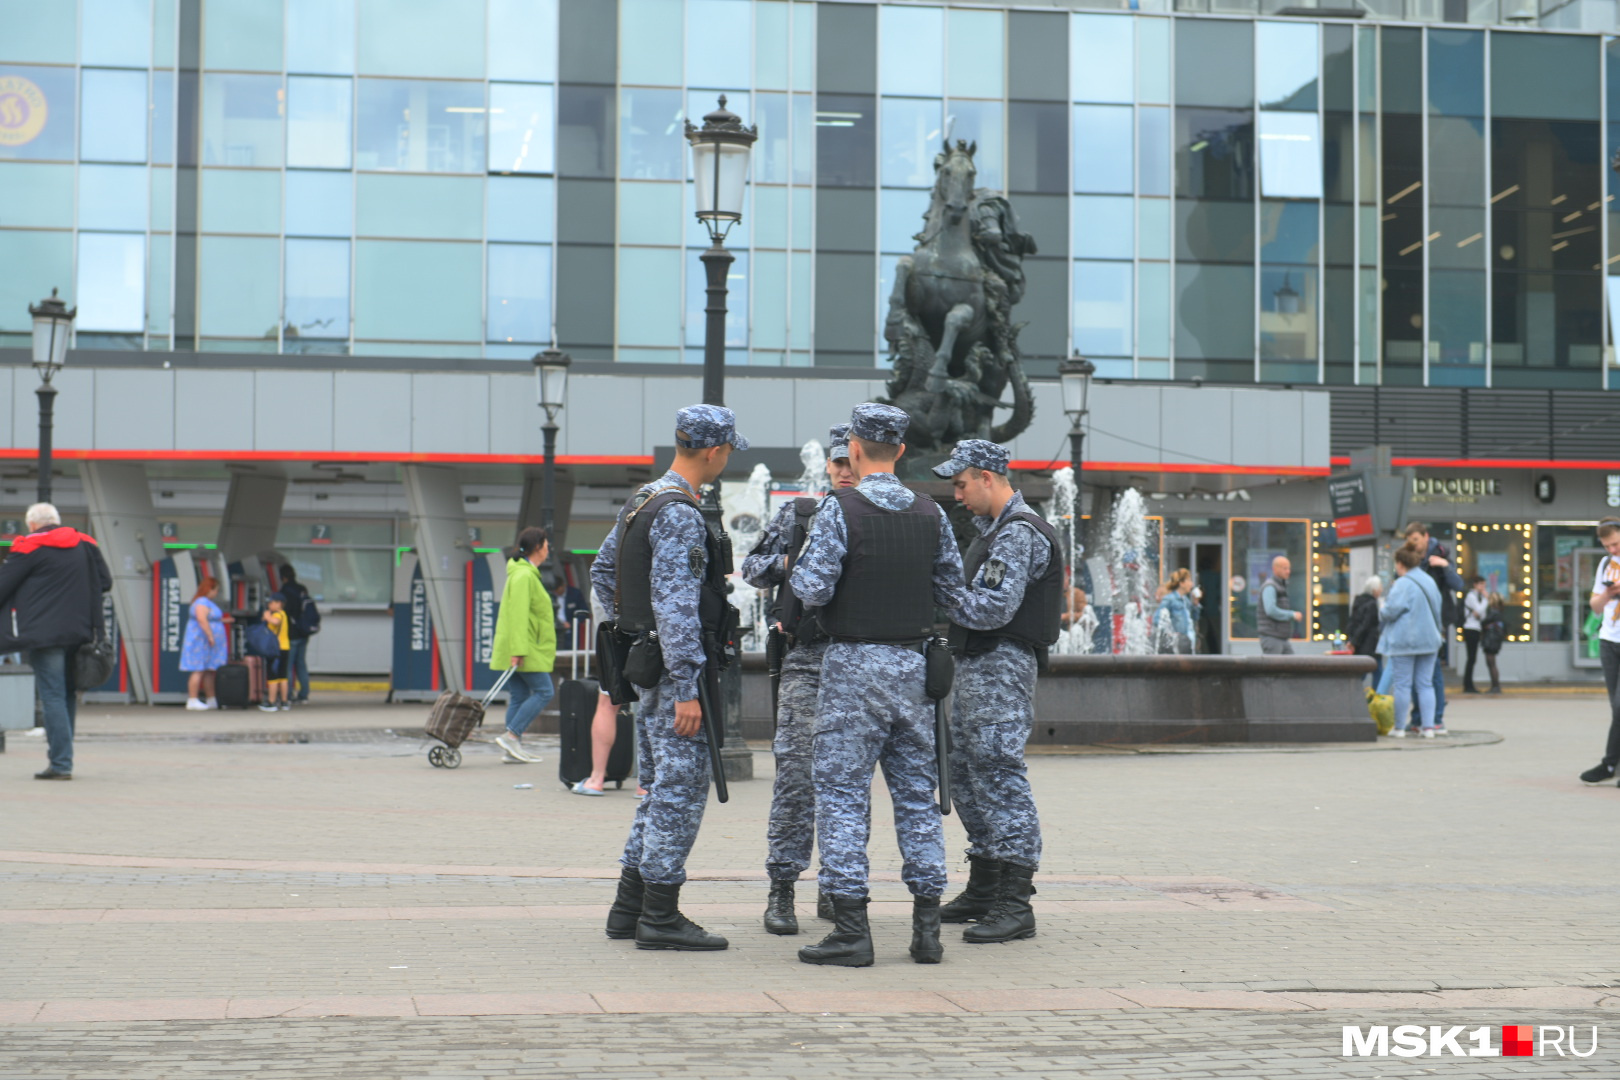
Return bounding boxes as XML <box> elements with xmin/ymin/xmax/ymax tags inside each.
<box><xmin>2</xmin><ymin>691</ymin><xmax>1617</xmax><ymax>1078</ymax></box>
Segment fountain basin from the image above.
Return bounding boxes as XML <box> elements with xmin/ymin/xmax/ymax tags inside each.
<box><xmin>737</xmin><ymin>652</ymin><xmax>1377</xmax><ymax>745</ymax></box>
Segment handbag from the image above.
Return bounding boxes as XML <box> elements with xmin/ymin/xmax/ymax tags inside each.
<box><xmin>74</xmin><ymin>542</ymin><xmax>115</xmax><ymax>690</ymax></box>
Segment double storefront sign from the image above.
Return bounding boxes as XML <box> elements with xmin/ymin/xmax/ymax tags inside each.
<box><xmin>1410</xmin><ymin>476</ymin><xmax>1503</xmax><ymax>504</ymax></box>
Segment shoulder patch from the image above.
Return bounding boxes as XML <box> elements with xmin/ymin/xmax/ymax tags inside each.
<box><xmin>982</xmin><ymin>558</ymin><xmax>1007</xmax><ymax>589</ymax></box>
<box><xmin>688</xmin><ymin>545</ymin><xmax>706</xmax><ymax>579</ymax></box>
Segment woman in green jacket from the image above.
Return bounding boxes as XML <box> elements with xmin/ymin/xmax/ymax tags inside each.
<box><xmin>490</xmin><ymin>527</ymin><xmax>556</xmax><ymax>763</ymax></box>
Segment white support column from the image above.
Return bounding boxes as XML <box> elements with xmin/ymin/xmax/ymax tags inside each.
<box><xmin>81</xmin><ymin>461</ymin><xmax>168</xmax><ymax>704</ymax></box>
<box><xmin>216</xmin><ymin>471</ymin><xmax>289</xmax><ymax>564</ymax></box>
<box><xmin>402</xmin><ymin>464</ymin><xmax>471</xmax><ymax>694</ymax></box>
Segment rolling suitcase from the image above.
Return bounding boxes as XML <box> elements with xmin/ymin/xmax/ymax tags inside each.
<box><xmin>558</xmin><ymin>623</ymin><xmax>635</xmax><ymax>789</ymax></box>
<box><xmin>216</xmin><ymin>658</ymin><xmax>264</xmax><ymax>709</ymax></box>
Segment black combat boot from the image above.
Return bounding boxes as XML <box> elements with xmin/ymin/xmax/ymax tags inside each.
<box><xmin>797</xmin><ymin>896</ymin><xmax>874</xmax><ymax>967</ymax></box>
<box><xmin>962</xmin><ymin>863</ymin><xmax>1037</xmax><ymax>944</ymax></box>
<box><xmin>939</xmin><ymin>855</ymin><xmax>1001</xmax><ymax>923</ymax></box>
<box><xmin>909</xmin><ymin>895</ymin><xmax>943</xmax><ymax>964</ymax></box>
<box><xmin>635</xmin><ymin>882</ymin><xmax>729</xmax><ymax>951</ymax></box>
<box><xmin>604</xmin><ymin>866</ymin><xmax>644</xmax><ymax>940</ymax></box>
<box><xmin>817</xmin><ymin>888</ymin><xmax>834</xmax><ymax>921</ymax></box>
<box><xmin>764</xmin><ymin>878</ymin><xmax>799</xmax><ymax>935</ymax></box>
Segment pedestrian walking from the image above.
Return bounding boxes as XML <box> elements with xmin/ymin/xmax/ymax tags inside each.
<box><xmin>1379</xmin><ymin>545</ymin><xmax>1444</xmax><ymax>738</ymax></box>
<box><xmin>490</xmin><ymin>527</ymin><xmax>556</xmax><ymax>765</ymax></box>
<box><xmin>788</xmin><ymin>403</ymin><xmax>965</xmax><ymax>967</ymax></box>
<box><xmin>1462</xmin><ymin>576</ymin><xmax>1489</xmax><ymax>694</ymax></box>
<box><xmin>259</xmin><ymin>594</ymin><xmax>292</xmax><ymax>712</ymax></box>
<box><xmin>1346</xmin><ymin>575</ymin><xmax>1383</xmax><ymax>683</ymax></box>
<box><xmin>590</xmin><ymin>404</ymin><xmax>747</xmax><ymax>952</ymax></box>
<box><xmin>278</xmin><ymin>565</ymin><xmax>313</xmax><ymax>705</ymax></box>
<box><xmin>1402</xmin><ymin>522</ymin><xmax>1465</xmax><ymax>730</ymax></box>
<box><xmin>932</xmin><ymin>439</ymin><xmax>1062</xmax><ymax>946</ymax></box>
<box><xmin>181</xmin><ymin>578</ymin><xmax>227</xmax><ymax>711</ymax></box>
<box><xmin>1256</xmin><ymin>555</ymin><xmax>1303</xmax><ymax>654</ymax></box>
<box><xmin>1479</xmin><ymin>590</ymin><xmax>1506</xmax><ymax>695</ymax></box>
<box><xmin>0</xmin><ymin>503</ymin><xmax>112</xmax><ymax>779</ymax></box>
<box><xmin>1578</xmin><ymin>519</ymin><xmax>1620</xmax><ymax>785</ymax></box>
<box><xmin>1153</xmin><ymin>568</ymin><xmax>1200</xmax><ymax>655</ymax></box>
<box><xmin>739</xmin><ymin>422</ymin><xmax>857</xmax><ymax>935</ymax></box>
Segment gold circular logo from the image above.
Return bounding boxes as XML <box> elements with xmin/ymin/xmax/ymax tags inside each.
<box><xmin>0</xmin><ymin>76</ymin><xmax>49</xmax><ymax>148</ymax></box>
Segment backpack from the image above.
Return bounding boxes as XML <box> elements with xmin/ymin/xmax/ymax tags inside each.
<box><xmin>296</xmin><ymin>596</ymin><xmax>322</xmax><ymax>636</ymax></box>
<box><xmin>244</xmin><ymin>622</ymin><xmax>281</xmax><ymax>659</ymax></box>
<box><xmin>1480</xmin><ymin>610</ymin><xmax>1506</xmax><ymax>654</ymax></box>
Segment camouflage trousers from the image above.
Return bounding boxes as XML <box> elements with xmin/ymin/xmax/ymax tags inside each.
<box><xmin>813</xmin><ymin>642</ymin><xmax>947</xmax><ymax>900</ymax></box>
<box><xmin>766</xmin><ymin>641</ymin><xmax>825</xmax><ymax>881</ymax></box>
<box><xmin>949</xmin><ymin>640</ymin><xmax>1042</xmax><ymax>871</ymax></box>
<box><xmin>620</xmin><ymin>676</ymin><xmax>711</xmax><ymax>886</ymax></box>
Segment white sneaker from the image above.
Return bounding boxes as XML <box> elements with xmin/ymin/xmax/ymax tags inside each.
<box><xmin>185</xmin><ymin>698</ymin><xmax>207</xmax><ymax>711</ymax></box>
<box><xmin>1389</xmin><ymin>728</ymin><xmax>1406</xmax><ymax>739</ymax></box>
<box><xmin>258</xmin><ymin>703</ymin><xmax>278</xmax><ymax>712</ymax></box>
<box><xmin>205</xmin><ymin>698</ymin><xmax>219</xmax><ymax>710</ymax></box>
<box><xmin>1421</xmin><ymin>728</ymin><xmax>1436</xmax><ymax>739</ymax></box>
<box><xmin>495</xmin><ymin>733</ymin><xmax>539</xmax><ymax>763</ymax></box>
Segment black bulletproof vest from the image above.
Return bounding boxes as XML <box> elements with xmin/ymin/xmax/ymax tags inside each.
<box><xmin>818</xmin><ymin>488</ymin><xmax>941</xmax><ymax>645</ymax></box>
<box><xmin>615</xmin><ymin>487</ymin><xmax>729</xmax><ymax>640</ymax></box>
<box><xmin>954</xmin><ymin>510</ymin><xmax>1063</xmax><ymax>653</ymax></box>
<box><xmin>768</xmin><ymin>497</ymin><xmax>825</xmax><ymax>645</ymax></box>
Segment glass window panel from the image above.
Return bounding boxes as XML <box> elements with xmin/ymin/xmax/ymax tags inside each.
<box><xmin>198</xmin><ymin>235</ymin><xmax>280</xmax><ymax>338</ymax></box>
<box><xmin>881</xmin><ymin>97</ymin><xmax>943</xmax><ymax>189</ymax></box>
<box><xmin>488</xmin><ymin>175</ymin><xmax>553</xmax><ymax>242</ymax></box>
<box><xmin>948</xmin><ymin>99</ymin><xmax>1002</xmax><ymax>191</ymax></box>
<box><xmin>0</xmin><ymin>231</ymin><xmax>73</xmax><ymax>332</ymax></box>
<box><xmin>0</xmin><ymin>4</ymin><xmax>75</xmax><ymax>64</ymax></box>
<box><xmin>1070</xmin><ymin>14</ymin><xmax>1132</xmax><ymax>105</ymax></box>
<box><xmin>1381</xmin><ymin>27</ymin><xmax>1422</xmax><ymax>116</ymax></box>
<box><xmin>817</xmin><ymin>93</ymin><xmax>875</xmax><ymax>188</ymax></box>
<box><xmin>287</xmin><ymin>76</ymin><xmax>353</xmax><ymax>169</ymax></box>
<box><xmin>753</xmin><ymin>248</ymin><xmax>787</xmax><ymax>349</ymax></box>
<box><xmin>79</xmin><ymin>163</ymin><xmax>149</xmax><ymax>231</ymax></box>
<box><xmin>1260</xmin><ymin>265</ymin><xmax>1316</xmax><ymax>369</ymax></box>
<box><xmin>1073</xmin><ymin>261</ymin><xmax>1132</xmax><ymax>357</ymax></box>
<box><xmin>489</xmin><ymin>0</ymin><xmax>556</xmax><ymax>83</ymax></box>
<box><xmin>1009</xmin><ymin>102</ymin><xmax>1066</xmax><ymax>194</ymax></box>
<box><xmin>686</xmin><ymin>248</ymin><xmax>748</xmax><ymax>347</ymax></box>
<box><xmin>1491</xmin><ymin>33</ymin><xmax>1598</xmax><ymax>122</ymax></box>
<box><xmin>1177</xmin><ymin>199</ymin><xmax>1254</xmax><ymax>263</ymax></box>
<box><xmin>1430</xmin><ymin>207</ymin><xmax>1487</xmax><ymax>271</ymax></box>
<box><xmin>487</xmin><ymin>243</ymin><xmax>551</xmax><ymax>344</ymax></box>
<box><xmin>1256</xmin><ymin>22</ymin><xmax>1317</xmax><ymax>112</ymax></box>
<box><xmin>285</xmin><ymin>169</ymin><xmax>354</xmax><ymax>236</ymax></box>
<box><xmin>356</xmin><ymin>79</ymin><xmax>485</xmax><ymax>173</ymax></box>
<box><xmin>148</xmin><ymin>231</ymin><xmax>171</xmax><ymax>335</ymax></box>
<box><xmin>1175</xmin><ymin>262</ymin><xmax>1253</xmax><ymax>359</ymax></box>
<box><xmin>880</xmin><ymin>5</ymin><xmax>943</xmax><ymax>98</ymax></box>
<box><xmin>558</xmin><ymin>85</ymin><xmax>615</xmax><ymax>178</ymax></box>
<box><xmin>1073</xmin><ymin>105</ymin><xmax>1132</xmax><ymax>194</ymax></box>
<box><xmin>357</xmin><ymin>0</ymin><xmax>483</xmax><ymax>79</ymax></box>
<box><xmin>1260</xmin><ymin>200</ymin><xmax>1318</xmax><ymax>264</ymax></box>
<box><xmin>0</xmin><ymin>65</ymin><xmax>76</xmax><ymax>162</ymax></box>
<box><xmin>688</xmin><ymin>0</ymin><xmax>752</xmax><ymax>89</ymax></box>
<box><xmin>617</xmin><ymin>247</ymin><xmax>683</xmax><ymax>346</ymax></box>
<box><xmin>489</xmin><ymin>82</ymin><xmax>555</xmax><ymax>174</ymax></box>
<box><xmin>881</xmin><ymin>187</ymin><xmax>930</xmax><ymax>253</ymax></box>
<box><xmin>353</xmin><ymin>239</ymin><xmax>482</xmax><ymax>340</ymax></box>
<box><xmin>619</xmin><ymin>87</ymin><xmax>685</xmax><ymax>180</ymax></box>
<box><xmin>284</xmin><ymin>237</ymin><xmax>349</xmax><ymax>340</ymax></box>
<box><xmin>1322</xmin><ymin>112</ymin><xmax>1352</xmax><ymax>204</ymax></box>
<box><xmin>1323</xmin><ymin>25</ymin><xmax>1352</xmax><ymax>113</ymax></box>
<box><xmin>81</xmin><ymin>0</ymin><xmax>152</xmax><ymax>68</ymax></box>
<box><xmin>151</xmin><ymin>70</ymin><xmax>174</xmax><ymax>165</ymax></box>
<box><xmin>0</xmin><ymin>162</ymin><xmax>73</xmax><ymax>227</ymax></box>
<box><xmin>1323</xmin><ymin>265</ymin><xmax>1352</xmax><ymax>370</ymax></box>
<box><xmin>153</xmin><ymin>0</ymin><xmax>174</xmax><ymax>66</ymax></box>
<box><xmin>791</xmin><ymin>250</ymin><xmax>811</xmax><ymax>348</ymax></box>
<box><xmin>1138</xmin><ymin>260</ymin><xmax>1169</xmax><ymax>358</ymax></box>
<box><xmin>1428</xmin><ymin>29</ymin><xmax>1482</xmax><ymax>118</ymax></box>
<box><xmin>356</xmin><ymin>174</ymin><xmax>482</xmax><ymax>239</ymax></box>
<box><xmin>203</xmin><ymin>0</ymin><xmax>283</xmax><ymax>71</ymax></box>
<box><xmin>621</xmin><ymin>0</ymin><xmax>682</xmax><ymax>85</ymax></box>
<box><xmin>75</xmin><ymin>233</ymin><xmax>145</xmax><ymax>332</ymax></box>
<box><xmin>756</xmin><ymin>91</ymin><xmax>790</xmax><ymax>184</ymax></box>
<box><xmin>1229</xmin><ymin>521</ymin><xmax>1309</xmax><ymax>638</ymax></box>
<box><xmin>201</xmin><ymin>168</ymin><xmax>281</xmax><ymax>233</ymax></box>
<box><xmin>756</xmin><ymin>1</ymin><xmax>790</xmax><ymax>91</ymax></box>
<box><xmin>1323</xmin><ymin>201</ymin><xmax>1352</xmax><ymax>265</ymax></box>
<box><xmin>792</xmin><ymin>3</ymin><xmax>815</xmax><ymax>93</ymax></box>
<box><xmin>1073</xmin><ymin>196</ymin><xmax>1133</xmax><ymax>260</ymax></box>
<box><xmin>1139</xmin><ymin>197</ymin><xmax>1170</xmax><ymax>260</ymax></box>
<box><xmin>946</xmin><ymin>8</ymin><xmax>1002</xmax><ymax>100</ymax></box>
<box><xmin>791</xmin><ymin>93</ymin><xmax>815</xmax><ymax>185</ymax></box>
<box><xmin>202</xmin><ymin>73</ymin><xmax>284</xmax><ymax>167</ymax></box>
<box><xmin>1138</xmin><ymin>106</ymin><xmax>1170</xmax><ymax>197</ymax></box>
<box><xmin>792</xmin><ymin>186</ymin><xmax>812</xmax><ymax>249</ymax></box>
<box><xmin>1175</xmin><ymin>20</ymin><xmax>1253</xmax><ymax>110</ymax></box>
<box><xmin>81</xmin><ymin>68</ymin><xmax>147</xmax><ymax>162</ymax></box>
<box><xmin>1428</xmin><ymin>115</ymin><xmax>1484</xmax><ymax>207</ymax></box>
<box><xmin>287</xmin><ymin>0</ymin><xmax>356</xmax><ymax>75</ymax></box>
<box><xmin>1430</xmin><ymin>268</ymin><xmax>1486</xmax><ymax>368</ymax></box>
<box><xmin>1258</xmin><ymin>112</ymin><xmax>1321</xmax><ymax>200</ymax></box>
<box><xmin>1136</xmin><ymin>17</ymin><xmax>1170</xmax><ymax>106</ymax></box>
<box><xmin>617</xmin><ymin>180</ymin><xmax>682</xmax><ymax>246</ymax></box>
<box><xmin>753</xmin><ymin>184</ymin><xmax>788</xmax><ymax>248</ymax></box>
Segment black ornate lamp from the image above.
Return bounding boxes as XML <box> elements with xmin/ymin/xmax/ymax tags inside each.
<box><xmin>29</xmin><ymin>288</ymin><xmax>76</xmax><ymax>504</ymax></box>
<box><xmin>532</xmin><ymin>346</ymin><xmax>571</xmax><ymax>534</ymax></box>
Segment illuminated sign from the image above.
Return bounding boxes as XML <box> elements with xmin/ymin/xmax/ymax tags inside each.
<box><xmin>0</xmin><ymin>76</ymin><xmax>48</xmax><ymax>148</ymax></box>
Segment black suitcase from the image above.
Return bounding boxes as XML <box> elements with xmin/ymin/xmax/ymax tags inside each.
<box><xmin>557</xmin><ymin>625</ymin><xmax>635</xmax><ymax>788</ymax></box>
<box><xmin>216</xmin><ymin>662</ymin><xmax>252</xmax><ymax>709</ymax></box>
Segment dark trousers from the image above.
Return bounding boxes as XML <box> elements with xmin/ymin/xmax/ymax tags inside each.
<box><xmin>1601</xmin><ymin>640</ymin><xmax>1620</xmax><ymax>768</ymax></box>
<box><xmin>1462</xmin><ymin>628</ymin><xmax>1481</xmax><ymax>690</ymax></box>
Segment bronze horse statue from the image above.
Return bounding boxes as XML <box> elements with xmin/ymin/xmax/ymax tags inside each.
<box><xmin>879</xmin><ymin>139</ymin><xmax>1039</xmax><ymax>452</ymax></box>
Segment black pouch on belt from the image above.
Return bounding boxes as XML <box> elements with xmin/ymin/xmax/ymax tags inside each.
<box><xmin>924</xmin><ymin>636</ymin><xmax>955</xmax><ymax>701</ymax></box>
<box><xmin>595</xmin><ymin>621</ymin><xmax>639</xmax><ymax>705</ymax></box>
<box><xmin>624</xmin><ymin>630</ymin><xmax>666</xmax><ymax>689</ymax></box>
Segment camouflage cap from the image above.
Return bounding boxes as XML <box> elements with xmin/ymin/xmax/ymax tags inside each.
<box><xmin>849</xmin><ymin>402</ymin><xmax>909</xmax><ymax>446</ymax></box>
<box><xmin>674</xmin><ymin>404</ymin><xmax>749</xmax><ymax>451</ymax></box>
<box><xmin>930</xmin><ymin>438</ymin><xmax>1011</xmax><ymax>478</ymax></box>
<box><xmin>827</xmin><ymin>422</ymin><xmax>852</xmax><ymax>462</ymax></box>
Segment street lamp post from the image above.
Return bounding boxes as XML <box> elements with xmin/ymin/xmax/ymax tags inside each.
<box><xmin>532</xmin><ymin>347</ymin><xmax>572</xmax><ymax>536</ymax></box>
<box><xmin>29</xmin><ymin>289</ymin><xmax>76</xmax><ymax>506</ymax></box>
<box><xmin>1059</xmin><ymin>354</ymin><xmax>1096</xmax><ymax>563</ymax></box>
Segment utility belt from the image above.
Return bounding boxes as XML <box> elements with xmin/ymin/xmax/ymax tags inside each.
<box><xmin>828</xmin><ymin>635</ymin><xmax>955</xmax><ymax>701</ymax></box>
<box><xmin>611</xmin><ymin>607</ymin><xmax>739</xmax><ymax>696</ymax></box>
<box><xmin>947</xmin><ymin>626</ymin><xmax>1049</xmax><ymax>672</ymax></box>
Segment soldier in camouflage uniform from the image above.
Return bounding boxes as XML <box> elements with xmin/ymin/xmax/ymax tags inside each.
<box><xmin>590</xmin><ymin>404</ymin><xmax>748</xmax><ymax>952</ymax></box>
<box><xmin>932</xmin><ymin>440</ymin><xmax>1062</xmax><ymax>944</ymax></box>
<box><xmin>789</xmin><ymin>403</ymin><xmax>965</xmax><ymax>967</ymax></box>
<box><xmin>741</xmin><ymin>424</ymin><xmax>857</xmax><ymax>935</ymax></box>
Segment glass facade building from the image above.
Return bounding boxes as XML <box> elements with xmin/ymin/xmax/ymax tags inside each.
<box><xmin>3</xmin><ymin>0</ymin><xmax>1620</xmax><ymax>388</ymax></box>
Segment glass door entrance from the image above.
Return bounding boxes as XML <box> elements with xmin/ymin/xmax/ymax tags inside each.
<box><xmin>1166</xmin><ymin>537</ymin><xmax>1226</xmax><ymax>654</ymax></box>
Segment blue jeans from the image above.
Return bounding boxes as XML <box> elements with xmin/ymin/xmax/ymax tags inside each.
<box><xmin>288</xmin><ymin>638</ymin><xmax>310</xmax><ymax>701</ymax></box>
<box><xmin>29</xmin><ymin>647</ymin><xmax>77</xmax><ymax>774</ymax></box>
<box><xmin>1389</xmin><ymin>653</ymin><xmax>1438</xmax><ymax>731</ymax></box>
<box><xmin>504</xmin><ymin>671</ymin><xmax>554</xmax><ymax>737</ymax></box>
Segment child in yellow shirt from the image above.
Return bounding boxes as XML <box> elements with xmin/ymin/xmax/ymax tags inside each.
<box><xmin>261</xmin><ymin>594</ymin><xmax>292</xmax><ymax>712</ymax></box>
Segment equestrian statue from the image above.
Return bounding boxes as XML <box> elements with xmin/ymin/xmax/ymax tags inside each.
<box><xmin>879</xmin><ymin>138</ymin><xmax>1039</xmax><ymax>452</ymax></box>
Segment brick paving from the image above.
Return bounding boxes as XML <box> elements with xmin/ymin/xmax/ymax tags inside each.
<box><xmin>1</xmin><ymin>694</ymin><xmax>1618</xmax><ymax>1077</ymax></box>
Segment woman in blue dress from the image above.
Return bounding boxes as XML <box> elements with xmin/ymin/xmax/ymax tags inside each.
<box><xmin>180</xmin><ymin>578</ymin><xmax>227</xmax><ymax>710</ymax></box>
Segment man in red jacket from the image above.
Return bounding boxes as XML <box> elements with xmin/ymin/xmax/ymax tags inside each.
<box><xmin>0</xmin><ymin>503</ymin><xmax>112</xmax><ymax>779</ymax></box>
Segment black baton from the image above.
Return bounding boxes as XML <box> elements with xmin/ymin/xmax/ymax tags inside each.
<box><xmin>766</xmin><ymin>626</ymin><xmax>785</xmax><ymax>734</ymax></box>
<box><xmin>935</xmin><ymin>694</ymin><xmax>952</xmax><ymax>816</ymax></box>
<box><xmin>695</xmin><ymin>663</ymin><xmax>729</xmax><ymax>804</ymax></box>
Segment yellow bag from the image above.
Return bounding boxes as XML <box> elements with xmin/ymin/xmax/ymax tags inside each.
<box><xmin>1365</xmin><ymin>686</ymin><xmax>1394</xmax><ymax>736</ymax></box>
